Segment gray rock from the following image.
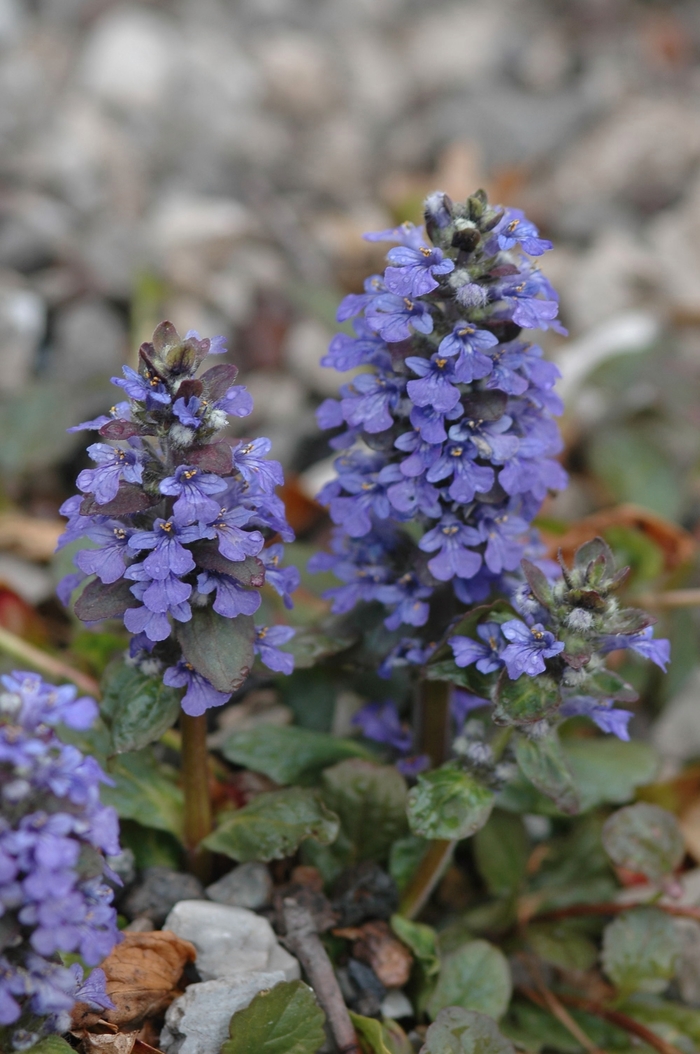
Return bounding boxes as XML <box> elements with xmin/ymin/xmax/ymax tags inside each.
<box><xmin>160</xmin><ymin>972</ymin><xmax>285</xmax><ymax>1054</ymax></box>
<box><xmin>380</xmin><ymin>988</ymin><xmax>413</xmax><ymax>1020</ymax></box>
<box><xmin>79</xmin><ymin>6</ymin><xmax>176</xmax><ymax>111</ymax></box>
<box><xmin>163</xmin><ymin>900</ymin><xmax>299</xmax><ymax>982</ymax></box>
<box><xmin>206</xmin><ymin>863</ymin><xmax>273</xmax><ymax>911</ymax></box>
<box><xmin>50</xmin><ymin>296</ymin><xmax>126</xmax><ymax>381</ymax></box>
<box><xmin>124</xmin><ymin>868</ymin><xmax>205</xmax><ymax>925</ymax></box>
<box><xmin>0</xmin><ymin>279</ymin><xmax>45</xmax><ymax>391</ymax></box>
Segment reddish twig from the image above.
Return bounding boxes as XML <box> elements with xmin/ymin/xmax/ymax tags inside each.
<box><xmin>556</xmin><ymin>993</ymin><xmax>686</xmax><ymax>1054</ymax></box>
<box><xmin>0</xmin><ymin>624</ymin><xmax>100</xmax><ymax>697</ymax></box>
<box><xmin>534</xmin><ymin>901</ymin><xmax>700</xmax><ymax>924</ymax></box>
<box><xmin>518</xmin><ymin>984</ymin><xmax>607</xmax><ymax>1054</ymax></box>
<box><xmin>282</xmin><ymin>898</ymin><xmax>360</xmax><ymax>1054</ymax></box>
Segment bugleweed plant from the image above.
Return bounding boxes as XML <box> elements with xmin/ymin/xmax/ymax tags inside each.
<box><xmin>0</xmin><ymin>674</ymin><xmax>119</xmax><ymax>1051</ymax></box>
<box><xmin>53</xmin><ymin>193</ymin><xmax>700</xmax><ymax>1054</ymax></box>
<box><xmin>59</xmin><ymin>324</ymin><xmax>298</xmax><ymax>865</ymax></box>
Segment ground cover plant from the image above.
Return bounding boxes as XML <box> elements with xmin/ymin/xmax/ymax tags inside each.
<box><xmin>3</xmin><ymin>190</ymin><xmax>700</xmax><ymax>1054</ymax></box>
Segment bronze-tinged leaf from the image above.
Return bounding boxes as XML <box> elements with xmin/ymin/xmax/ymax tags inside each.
<box><xmin>187</xmin><ymin>442</ymin><xmax>233</xmax><ymax>475</ymax></box>
<box><xmin>80</xmin><ymin>484</ymin><xmax>158</xmax><ymax>517</ymax></box>
<box><xmin>99</xmin><ymin>420</ymin><xmax>143</xmax><ymax>440</ymax></box>
<box><xmin>72</xmin><ymin>931</ymin><xmax>196</xmax><ymax>1029</ymax></box>
<box><xmin>200</xmin><ymin>363</ymin><xmax>239</xmax><ymax>401</ymax></box>
<box><xmin>190</xmin><ymin>544</ymin><xmax>264</xmax><ymax>586</ymax></box>
<box><xmin>176</xmin><ymin>608</ymin><xmax>254</xmax><ymax>693</ymax></box>
<box><xmin>75</xmin><ymin>579</ymin><xmax>135</xmax><ymax>622</ymax></box>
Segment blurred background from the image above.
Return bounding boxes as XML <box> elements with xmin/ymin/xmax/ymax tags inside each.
<box><xmin>2</xmin><ymin>0</ymin><xmax>700</xmax><ymax>788</ymax></box>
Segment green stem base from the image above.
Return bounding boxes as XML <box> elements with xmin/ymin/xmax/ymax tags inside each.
<box><xmin>399</xmin><ymin>839</ymin><xmax>455</xmax><ymax>919</ymax></box>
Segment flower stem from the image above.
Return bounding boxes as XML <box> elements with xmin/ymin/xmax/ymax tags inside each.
<box><xmin>180</xmin><ymin>712</ymin><xmax>213</xmax><ymax>881</ymax></box>
<box><xmin>0</xmin><ymin>625</ymin><xmax>100</xmax><ymax>697</ymax></box>
<box><xmin>399</xmin><ymin>838</ymin><xmax>455</xmax><ymax>919</ymax></box>
<box><xmin>418</xmin><ymin>677</ymin><xmax>451</xmax><ymax>767</ymax></box>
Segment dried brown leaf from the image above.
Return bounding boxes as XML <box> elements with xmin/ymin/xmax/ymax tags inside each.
<box><xmin>336</xmin><ymin>920</ymin><xmax>413</xmax><ymax>988</ymax></box>
<box><xmin>72</xmin><ymin>931</ymin><xmax>196</xmax><ymax>1029</ymax></box>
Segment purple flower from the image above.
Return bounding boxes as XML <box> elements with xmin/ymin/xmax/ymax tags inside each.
<box><xmin>363</xmin><ymin>222</ymin><xmax>428</xmax><ymax>249</ymax></box>
<box><xmin>128</xmin><ymin>518</ymin><xmax>202</xmax><ymax>578</ymax></box>
<box><xmin>67</xmin><ymin>401</ymin><xmax>131</xmax><ymax>434</ymax></box>
<box><xmin>409</xmin><ymin>402</ymin><xmax>462</xmax><ymax>443</ymax></box>
<box><xmin>452</xmin><ymin>689</ymin><xmax>490</xmax><ymax>726</ymax></box>
<box><xmin>159</xmin><ymin>465</ymin><xmax>228</xmax><ymax>526</ymax></box>
<box><xmin>172</xmin><ymin>395</ymin><xmax>203</xmax><ymax>428</ymax></box>
<box><xmin>500</xmin><ymin>619</ymin><xmax>564</xmax><ymax>678</ymax></box>
<box><xmin>1</xmin><ymin>673</ymin><xmax>98</xmax><ymax>732</ymax></box>
<box><xmin>448</xmin><ymin>416</ymin><xmax>520</xmax><ymax>464</ymax></box>
<box><xmin>254</xmin><ymin>625</ymin><xmax>295</xmax><ymax>675</ymax></box>
<box><xmin>419</xmin><ymin>515</ymin><xmax>482</xmax><ymax>582</ymax></box>
<box><xmin>598</xmin><ymin>626</ymin><xmax>670</xmax><ymax>671</ymax></box>
<box><xmin>491</xmin><ymin>208</ymin><xmax>552</xmax><ymax>256</ymax></box>
<box><xmin>477</xmin><ymin>508</ymin><xmax>529</xmax><ymax>573</ymax></box>
<box><xmin>322</xmin><ymin>321</ymin><xmax>390</xmax><ymax>372</ymax></box>
<box><xmin>498</xmin><ymin>455</ymin><xmax>568</xmax><ymax>501</ymax></box>
<box><xmin>329</xmin><ymin>468</ymin><xmax>393</xmax><ymax>538</ymax></box>
<box><xmin>377</xmin><ymin>638</ymin><xmax>436</xmax><ymax>679</ymax></box>
<box><xmin>450</xmin><ymin>622</ymin><xmax>506</xmax><ymax>674</ymax></box>
<box><xmin>185</xmin><ymin>328</ymin><xmax>227</xmax><ymax>356</ymax></box>
<box><xmin>498</xmin><ymin>278</ymin><xmax>563</xmax><ymax>333</ymax></box>
<box><xmin>484</xmin><ymin>344</ymin><xmax>529</xmax><ymax>396</ymax></box>
<box><xmin>352</xmin><ymin>700</ymin><xmax>413</xmax><ymax>753</ymax></box>
<box><xmin>384</xmin><ymin>466</ymin><xmax>442</xmax><ymax>519</ymax></box>
<box><xmin>76</xmin><ymin>444</ymin><xmax>143</xmax><ymax>505</ymax></box>
<box><xmin>365</xmin><ymin>293</ymin><xmax>433</xmax><ymax>343</ymax></box>
<box><xmin>406</xmin><ymin>354</ymin><xmax>465</xmax><ymax>413</ymax></box>
<box><xmin>123</xmin><ymin>604</ymin><xmax>172</xmax><ymax>642</ymax></box>
<box><xmin>437</xmin><ymin>323</ymin><xmax>496</xmax><ymax>381</ymax></box>
<box><xmin>125</xmin><ymin>563</ymin><xmax>192</xmax><ymax>615</ymax></box>
<box><xmin>75</xmin><ymin>522</ymin><xmax>132</xmax><ymax>584</ymax></box>
<box><xmin>163</xmin><ymin>661</ymin><xmax>230</xmax><ymax>716</ymax></box>
<box><xmin>394</xmin><ymin>430</ymin><xmax>443</xmax><ymax>478</ymax></box>
<box><xmin>196</xmin><ymin>571</ymin><xmax>261</xmax><ymax>618</ymax></box>
<box><xmin>376</xmin><ymin>573</ymin><xmax>432</xmax><ymax>630</ymax></box>
<box><xmin>337</xmin><ymin>275</ymin><xmax>385</xmax><ymax>322</ymax></box>
<box><xmin>340</xmin><ymin>373</ymin><xmax>404</xmax><ymax>434</ymax></box>
<box><xmin>209</xmin><ymin>505</ymin><xmax>265</xmax><ymax>562</ymax></box>
<box><xmin>396</xmin><ymin>755</ymin><xmax>431</xmax><ymax>777</ymax></box>
<box><xmin>259</xmin><ymin>545</ymin><xmax>299</xmax><ymax>609</ymax></box>
<box><xmin>559</xmin><ymin>696</ymin><xmax>633</xmax><ymax>740</ymax></box>
<box><xmin>111</xmin><ymin>364</ymin><xmax>170</xmax><ymax>406</ymax></box>
<box><xmin>214</xmin><ymin>385</ymin><xmax>254</xmax><ymax>418</ymax></box>
<box><xmin>426</xmin><ymin>441</ymin><xmax>495</xmax><ymax>503</ymax></box>
<box><xmin>384</xmin><ymin>245</ymin><xmax>454</xmax><ymax>297</ymax></box>
<box><xmin>231</xmin><ymin>437</ymin><xmax>284</xmax><ymax>494</ymax></box>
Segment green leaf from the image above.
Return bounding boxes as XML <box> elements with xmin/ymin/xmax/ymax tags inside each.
<box><xmin>221</xmin><ymin>979</ymin><xmax>326</xmax><ymax>1054</ymax></box>
<box><xmin>428</xmin><ymin>940</ymin><xmax>512</xmax><ymax>1021</ymax></box>
<box><xmin>283</xmin><ymin>626</ymin><xmax>356</xmax><ymax>668</ymax></box>
<box><xmin>602</xmin><ymin>908</ymin><xmax>680</xmax><ymax>995</ymax></box>
<box><xmin>602</xmin><ymin>802</ymin><xmax>684</xmax><ymax>881</ymax></box>
<box><xmin>563</xmin><ymin>739</ymin><xmax>658</xmax><ymax>812</ymax></box>
<box><xmin>320</xmin><ymin>759</ymin><xmax>408</xmax><ymax>863</ymax></box>
<box><xmin>177</xmin><ymin>607</ymin><xmax>254</xmax><ymax>692</ymax></box>
<box><xmin>74</xmin><ymin>577</ymin><xmax>135</xmax><ymax>621</ymax></box>
<box><xmin>473</xmin><ymin>810</ymin><xmax>529</xmax><ymax>897</ymax></box>
<box><xmin>580</xmin><ymin>667</ymin><xmax>639</xmax><ymax>703</ymax></box>
<box><xmin>493</xmin><ymin>673</ymin><xmax>559</xmax><ymax>726</ymax></box>
<box><xmin>525</xmin><ymin>921</ymin><xmax>598</xmax><ymax>973</ymax></box>
<box><xmin>391</xmin><ymin>914</ymin><xmax>440</xmax><ymax>977</ymax></box>
<box><xmin>515</xmin><ymin>734</ymin><xmax>580</xmax><ymax>815</ymax></box>
<box><xmin>589</xmin><ymin>423</ymin><xmax>682</xmax><ymax>520</ymax></box>
<box><xmin>101</xmin><ymin>748</ymin><xmax>183</xmax><ymax>839</ymax></box>
<box><xmin>203</xmin><ymin>788</ymin><xmax>339</xmax><ymax>862</ymax></box>
<box><xmin>422</xmin><ymin>1008</ymin><xmax>515</xmax><ymax>1053</ymax></box>
<box><xmin>25</xmin><ymin>1039</ymin><xmax>75</xmax><ymax>1054</ymax></box>
<box><xmin>101</xmin><ymin>660</ymin><xmax>181</xmax><ymax>753</ymax></box>
<box><xmin>220</xmin><ymin>725</ymin><xmax>374</xmax><ymax>785</ymax></box>
<box><xmin>350</xmin><ymin>1014</ymin><xmax>413</xmax><ymax>1054</ymax></box>
<box><xmin>425</xmin><ymin>658</ymin><xmax>492</xmax><ymax>693</ymax></box>
<box><xmin>407</xmin><ymin>764</ymin><xmax>494</xmax><ymax>841</ymax></box>
<box><xmin>618</xmin><ymin>995</ymin><xmax>700</xmax><ymax>1050</ymax></box>
<box><xmin>389</xmin><ymin>834</ymin><xmax>429</xmax><ymax>893</ymax></box>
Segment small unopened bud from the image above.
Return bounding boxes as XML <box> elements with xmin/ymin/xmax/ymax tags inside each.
<box><xmin>567</xmin><ymin>608</ymin><xmax>593</xmax><ymax>632</ymax></box>
<box><xmin>451</xmin><ymin>224</ymin><xmax>481</xmax><ymax>253</ymax></box>
<box><xmin>169</xmin><ymin>424</ymin><xmax>196</xmax><ymax>448</ymax></box>
<box><xmin>424</xmin><ymin>191</ymin><xmax>453</xmax><ymax>237</ymax></box>
<box><xmin>528</xmin><ymin>720</ymin><xmax>550</xmax><ymax>741</ymax></box>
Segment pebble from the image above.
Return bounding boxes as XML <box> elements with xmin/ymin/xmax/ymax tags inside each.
<box><xmin>381</xmin><ymin>987</ymin><xmax>414</xmax><ymax>1020</ymax></box>
<box><xmin>123</xmin><ymin>868</ymin><xmax>205</xmax><ymax>926</ymax></box>
<box><xmin>163</xmin><ymin>900</ymin><xmax>299</xmax><ymax>982</ymax></box>
<box><xmin>160</xmin><ymin>971</ymin><xmax>285</xmax><ymax>1054</ymax></box>
<box><xmin>206</xmin><ymin>863</ymin><xmax>273</xmax><ymax>911</ymax></box>
<box><xmin>50</xmin><ymin>296</ymin><xmax>126</xmax><ymax>381</ymax></box>
<box><xmin>0</xmin><ymin>279</ymin><xmax>45</xmax><ymax>391</ymax></box>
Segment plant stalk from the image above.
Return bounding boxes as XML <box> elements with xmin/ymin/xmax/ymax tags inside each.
<box><xmin>418</xmin><ymin>677</ymin><xmax>451</xmax><ymax>767</ymax></box>
<box><xmin>399</xmin><ymin>838</ymin><xmax>455</xmax><ymax>919</ymax></box>
<box><xmin>180</xmin><ymin>712</ymin><xmax>213</xmax><ymax>881</ymax></box>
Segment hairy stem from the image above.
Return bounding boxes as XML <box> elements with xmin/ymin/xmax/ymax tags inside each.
<box><xmin>180</xmin><ymin>712</ymin><xmax>213</xmax><ymax>881</ymax></box>
<box><xmin>534</xmin><ymin>901</ymin><xmax>700</xmax><ymax>924</ymax></box>
<box><xmin>0</xmin><ymin>625</ymin><xmax>100</xmax><ymax>697</ymax></box>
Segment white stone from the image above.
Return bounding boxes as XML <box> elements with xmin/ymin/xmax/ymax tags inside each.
<box><xmin>257</xmin><ymin>32</ymin><xmax>340</xmax><ymax>116</ymax></box>
<box><xmin>163</xmin><ymin>901</ymin><xmax>299</xmax><ymax>982</ymax></box>
<box><xmin>0</xmin><ymin>279</ymin><xmax>45</xmax><ymax>391</ymax></box>
<box><xmin>284</xmin><ymin>318</ymin><xmax>341</xmax><ymax>396</ymax></box>
<box><xmin>381</xmin><ymin>988</ymin><xmax>413</xmax><ymax>1020</ymax></box>
<box><xmin>80</xmin><ymin>6</ymin><xmax>176</xmax><ymax>110</ymax></box>
<box><xmin>50</xmin><ymin>297</ymin><xmax>126</xmax><ymax>380</ymax></box>
<box><xmin>652</xmin><ymin>669</ymin><xmax>700</xmax><ymax>768</ymax></box>
<box><xmin>206</xmin><ymin>864</ymin><xmax>273</xmax><ymax>912</ymax></box>
<box><xmin>160</xmin><ymin>972</ymin><xmax>285</xmax><ymax>1054</ymax></box>
<box><xmin>149</xmin><ymin>194</ymin><xmax>253</xmax><ymax>254</ymax></box>
<box><xmin>401</xmin><ymin>3</ymin><xmax>510</xmax><ymax>93</ymax></box>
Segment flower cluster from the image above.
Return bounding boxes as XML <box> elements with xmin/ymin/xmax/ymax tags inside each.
<box><xmin>352</xmin><ymin>700</ymin><xmax>429</xmax><ymax>776</ymax></box>
<box><xmin>448</xmin><ymin>538</ymin><xmax>671</xmax><ymax>740</ymax></box>
<box><xmin>0</xmin><ymin>673</ymin><xmax>120</xmax><ymax>1050</ymax></box>
<box><xmin>59</xmin><ymin>323</ymin><xmax>299</xmax><ymax>714</ymax></box>
<box><xmin>312</xmin><ymin>191</ymin><xmax>567</xmax><ymax>672</ymax></box>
